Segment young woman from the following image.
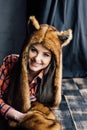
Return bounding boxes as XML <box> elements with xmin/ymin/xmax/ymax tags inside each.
<box><xmin>0</xmin><ymin>16</ymin><xmax>72</xmax><ymax>129</ymax></box>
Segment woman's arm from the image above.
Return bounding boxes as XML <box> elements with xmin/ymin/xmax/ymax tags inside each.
<box><xmin>0</xmin><ymin>54</ymin><xmax>26</xmax><ymax>122</ymax></box>
<box><xmin>0</xmin><ymin>99</ymin><xmax>26</xmax><ymax>121</ymax></box>
<box><xmin>5</xmin><ymin>107</ymin><xmax>26</xmax><ymax>122</ymax></box>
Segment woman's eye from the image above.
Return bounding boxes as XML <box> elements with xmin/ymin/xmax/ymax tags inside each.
<box><xmin>30</xmin><ymin>47</ymin><xmax>37</xmax><ymax>53</ymax></box>
<box><xmin>44</xmin><ymin>53</ymin><xmax>51</xmax><ymax>57</ymax></box>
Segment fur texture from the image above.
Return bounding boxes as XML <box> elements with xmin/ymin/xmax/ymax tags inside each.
<box><xmin>8</xmin><ymin>102</ymin><xmax>61</xmax><ymax>130</ymax></box>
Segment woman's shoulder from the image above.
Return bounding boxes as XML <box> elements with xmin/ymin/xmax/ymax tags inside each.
<box><xmin>2</xmin><ymin>54</ymin><xmax>19</xmax><ymax>72</ymax></box>
<box><xmin>3</xmin><ymin>54</ymin><xmax>19</xmax><ymax>65</ymax></box>
<box><xmin>0</xmin><ymin>54</ymin><xmax>19</xmax><ymax>76</ymax></box>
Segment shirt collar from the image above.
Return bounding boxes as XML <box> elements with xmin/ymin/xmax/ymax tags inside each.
<box><xmin>30</xmin><ymin>70</ymin><xmax>44</xmax><ymax>84</ymax></box>
<box><xmin>37</xmin><ymin>70</ymin><xmax>44</xmax><ymax>79</ymax></box>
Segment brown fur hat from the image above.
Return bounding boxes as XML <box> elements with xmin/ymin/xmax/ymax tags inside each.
<box><xmin>7</xmin><ymin>16</ymin><xmax>72</xmax><ymax>113</ymax></box>
<box><xmin>20</xmin><ymin>16</ymin><xmax>72</xmax><ymax>109</ymax></box>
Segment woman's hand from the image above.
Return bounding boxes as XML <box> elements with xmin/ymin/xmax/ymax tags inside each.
<box><xmin>5</xmin><ymin>107</ymin><xmax>27</xmax><ymax>122</ymax></box>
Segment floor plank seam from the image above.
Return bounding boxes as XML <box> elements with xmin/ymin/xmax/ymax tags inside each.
<box><xmin>64</xmin><ymin>95</ymin><xmax>78</xmax><ymax>130</ymax></box>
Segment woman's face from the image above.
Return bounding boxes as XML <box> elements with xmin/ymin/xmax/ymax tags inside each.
<box><xmin>28</xmin><ymin>44</ymin><xmax>51</xmax><ymax>72</ymax></box>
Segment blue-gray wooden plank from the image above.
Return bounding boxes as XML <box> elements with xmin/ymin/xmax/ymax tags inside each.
<box><xmin>54</xmin><ymin>78</ymin><xmax>87</xmax><ymax>130</ymax></box>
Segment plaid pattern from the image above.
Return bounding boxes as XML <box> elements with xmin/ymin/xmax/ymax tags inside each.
<box><xmin>0</xmin><ymin>54</ymin><xmax>44</xmax><ymax>116</ymax></box>
<box><xmin>0</xmin><ymin>54</ymin><xmax>19</xmax><ymax>116</ymax></box>
<box><xmin>29</xmin><ymin>70</ymin><xmax>44</xmax><ymax>101</ymax></box>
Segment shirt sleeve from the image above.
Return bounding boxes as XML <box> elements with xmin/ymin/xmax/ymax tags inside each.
<box><xmin>0</xmin><ymin>54</ymin><xmax>19</xmax><ymax>116</ymax></box>
<box><xmin>0</xmin><ymin>99</ymin><xmax>11</xmax><ymax>116</ymax></box>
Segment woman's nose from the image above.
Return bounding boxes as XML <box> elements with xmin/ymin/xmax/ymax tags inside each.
<box><xmin>35</xmin><ymin>54</ymin><xmax>42</xmax><ymax>62</ymax></box>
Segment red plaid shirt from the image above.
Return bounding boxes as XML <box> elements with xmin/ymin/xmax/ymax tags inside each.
<box><xmin>0</xmin><ymin>54</ymin><xmax>44</xmax><ymax>116</ymax></box>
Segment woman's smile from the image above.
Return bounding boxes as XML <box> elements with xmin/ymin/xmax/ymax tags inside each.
<box><xmin>30</xmin><ymin>60</ymin><xmax>42</xmax><ymax>67</ymax></box>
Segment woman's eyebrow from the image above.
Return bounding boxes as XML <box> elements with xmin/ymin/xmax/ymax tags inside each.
<box><xmin>30</xmin><ymin>45</ymin><xmax>37</xmax><ymax>49</ymax></box>
<box><xmin>44</xmin><ymin>51</ymin><xmax>51</xmax><ymax>54</ymax></box>
<box><xmin>31</xmin><ymin>45</ymin><xmax>51</xmax><ymax>54</ymax></box>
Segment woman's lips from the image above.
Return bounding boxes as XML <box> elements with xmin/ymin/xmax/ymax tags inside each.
<box><xmin>31</xmin><ymin>62</ymin><xmax>41</xmax><ymax>67</ymax></box>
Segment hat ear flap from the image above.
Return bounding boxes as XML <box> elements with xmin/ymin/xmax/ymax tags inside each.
<box><xmin>27</xmin><ymin>16</ymin><xmax>40</xmax><ymax>35</ymax></box>
<box><xmin>57</xmin><ymin>29</ymin><xmax>73</xmax><ymax>47</ymax></box>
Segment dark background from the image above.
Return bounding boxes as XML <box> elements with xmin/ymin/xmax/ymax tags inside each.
<box><xmin>0</xmin><ymin>0</ymin><xmax>87</xmax><ymax>78</ymax></box>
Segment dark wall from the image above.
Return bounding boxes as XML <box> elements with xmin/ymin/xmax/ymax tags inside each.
<box><xmin>0</xmin><ymin>0</ymin><xmax>27</xmax><ymax>64</ymax></box>
<box><xmin>0</xmin><ymin>0</ymin><xmax>87</xmax><ymax>78</ymax></box>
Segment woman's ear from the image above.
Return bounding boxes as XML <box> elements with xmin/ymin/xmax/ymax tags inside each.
<box><xmin>57</xmin><ymin>29</ymin><xmax>73</xmax><ymax>47</ymax></box>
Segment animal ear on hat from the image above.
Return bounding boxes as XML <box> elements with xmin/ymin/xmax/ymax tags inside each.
<box><xmin>57</xmin><ymin>29</ymin><xmax>73</xmax><ymax>47</ymax></box>
<box><xmin>27</xmin><ymin>16</ymin><xmax>40</xmax><ymax>35</ymax></box>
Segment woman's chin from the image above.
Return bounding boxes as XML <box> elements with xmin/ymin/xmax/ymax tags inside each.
<box><xmin>29</xmin><ymin>67</ymin><xmax>40</xmax><ymax>72</ymax></box>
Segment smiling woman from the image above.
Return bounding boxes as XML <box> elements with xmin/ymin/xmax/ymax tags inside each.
<box><xmin>0</xmin><ymin>16</ymin><xmax>72</xmax><ymax>130</ymax></box>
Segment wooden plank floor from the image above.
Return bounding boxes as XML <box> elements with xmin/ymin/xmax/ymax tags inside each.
<box><xmin>53</xmin><ymin>78</ymin><xmax>87</xmax><ymax>130</ymax></box>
